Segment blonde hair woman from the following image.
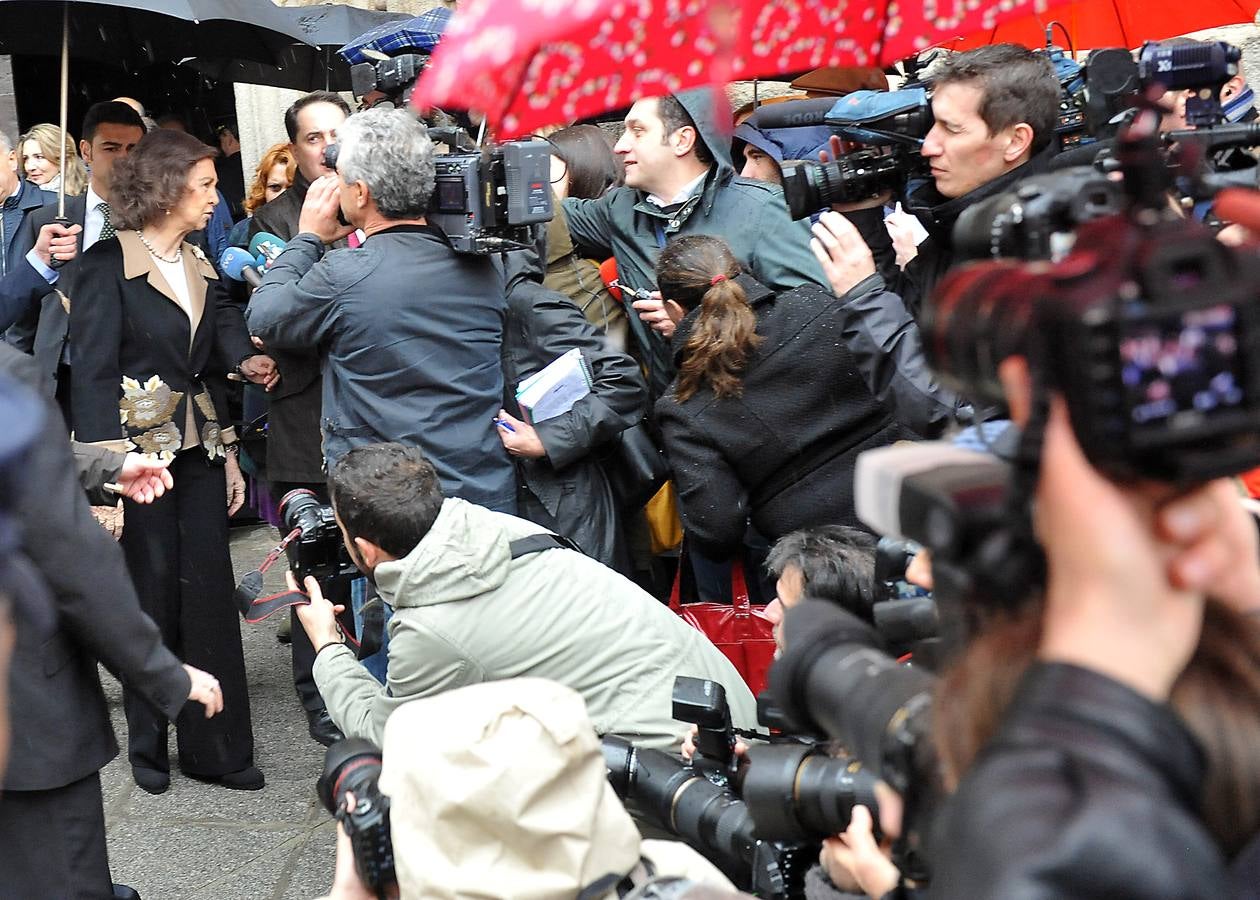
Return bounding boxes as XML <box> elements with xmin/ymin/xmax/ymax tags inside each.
<box><xmin>20</xmin><ymin>123</ymin><xmax>88</xmax><ymax>196</ymax></box>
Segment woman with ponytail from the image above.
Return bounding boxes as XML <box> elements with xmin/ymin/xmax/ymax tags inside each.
<box><xmin>653</xmin><ymin>234</ymin><xmax>920</xmax><ymax>561</ymax></box>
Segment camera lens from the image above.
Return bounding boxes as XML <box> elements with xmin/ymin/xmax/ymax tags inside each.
<box><xmin>317</xmin><ymin>738</ymin><xmax>384</xmax><ymax>815</ymax></box>
<box><xmin>742</xmin><ymin>742</ymin><xmax>881</xmax><ymax>843</ymax></box>
<box><xmin>279</xmin><ymin>488</ymin><xmax>325</xmax><ymax>537</ymax></box>
<box><xmin>781</xmin><ymin>152</ymin><xmax>901</xmax><ymax>220</ymax></box>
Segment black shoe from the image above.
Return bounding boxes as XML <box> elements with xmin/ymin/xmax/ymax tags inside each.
<box><xmin>187</xmin><ymin>765</ymin><xmax>265</xmax><ymax>791</ymax></box>
<box><xmin>306</xmin><ymin>708</ymin><xmax>343</xmax><ymax>747</ymax></box>
<box><xmin>132</xmin><ymin>766</ymin><xmax>170</xmax><ymax>795</ymax></box>
<box><xmin>112</xmin><ymin>885</ymin><xmax>141</xmax><ymax>900</ymax></box>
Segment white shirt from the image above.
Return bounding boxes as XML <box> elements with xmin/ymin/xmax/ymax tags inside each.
<box><xmin>646</xmin><ymin>170</ymin><xmax>709</xmax><ymax>208</ymax></box>
<box><xmin>83</xmin><ymin>184</ymin><xmax>108</xmax><ymax>251</ymax></box>
<box><xmin>151</xmin><ymin>254</ymin><xmax>193</xmax><ymax>319</ymax></box>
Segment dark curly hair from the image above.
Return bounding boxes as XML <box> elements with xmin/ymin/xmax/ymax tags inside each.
<box><xmin>111</xmin><ymin>129</ymin><xmax>218</xmax><ymax>231</ymax></box>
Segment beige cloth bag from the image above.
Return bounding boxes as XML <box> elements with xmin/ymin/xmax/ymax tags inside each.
<box><xmin>379</xmin><ymin>678</ymin><xmax>735</xmax><ymax>900</ymax></box>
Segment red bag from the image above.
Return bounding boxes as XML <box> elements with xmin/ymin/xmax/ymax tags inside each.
<box><xmin>670</xmin><ymin>563</ymin><xmax>777</xmax><ymax>696</ymax></box>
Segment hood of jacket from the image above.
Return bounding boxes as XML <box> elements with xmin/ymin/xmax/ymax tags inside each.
<box><xmin>372</xmin><ymin>498</ymin><xmax>516</xmax><ymax>609</ymax></box>
<box><xmin>676</xmin><ymin>87</ymin><xmax>735</xmax><ymax>181</ymax></box>
<box><xmin>905</xmin><ymin>141</ymin><xmax>1058</xmax><ymax>243</ymax></box>
<box><xmin>379</xmin><ymin>678</ymin><xmax>646</xmax><ymax>900</ymax></box>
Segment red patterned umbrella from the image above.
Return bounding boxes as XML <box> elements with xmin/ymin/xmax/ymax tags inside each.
<box><xmin>413</xmin><ymin>0</ymin><xmax>1072</xmax><ymax>139</ymax></box>
<box><xmin>946</xmin><ymin>0</ymin><xmax>1260</xmax><ymax>51</ymax></box>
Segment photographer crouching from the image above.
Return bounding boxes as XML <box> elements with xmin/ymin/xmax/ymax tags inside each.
<box><xmin>245</xmin><ymin>108</ymin><xmax>516</xmax><ymax>515</ymax></box>
<box><xmin>289</xmin><ymin>442</ymin><xmax>757</xmax><ymax>751</ymax></box>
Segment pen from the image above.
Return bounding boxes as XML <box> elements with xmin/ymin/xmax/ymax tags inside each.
<box><xmin>494</xmin><ymin>418</ymin><xmax>516</xmax><ymax>433</ymax></box>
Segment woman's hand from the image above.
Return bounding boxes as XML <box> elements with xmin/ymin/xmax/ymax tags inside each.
<box><xmin>495</xmin><ymin>409</ymin><xmax>546</xmax><ymax>459</ymax></box>
<box><xmin>239</xmin><ymin>354</ymin><xmax>280</xmax><ymax>392</ymax></box>
<box><xmin>225</xmin><ymin>451</ymin><xmax>246</xmax><ymax>516</ymax></box>
<box><xmin>182</xmin><ymin>664</ymin><xmax>224</xmax><ymax>718</ymax></box>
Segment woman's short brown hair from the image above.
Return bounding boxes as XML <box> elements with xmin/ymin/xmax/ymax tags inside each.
<box><xmin>111</xmin><ymin>129</ymin><xmax>217</xmax><ymax>231</ymax></box>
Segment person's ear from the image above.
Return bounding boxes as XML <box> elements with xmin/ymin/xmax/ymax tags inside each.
<box><xmin>354</xmin><ymin>536</ymin><xmax>387</xmax><ymax>568</ymax></box>
<box><xmin>998</xmin><ymin>356</ymin><xmax>1033</xmax><ymax>426</ymax></box>
<box><xmin>1222</xmin><ymin>74</ymin><xmax>1246</xmax><ymax>99</ymax></box>
<box><xmin>671</xmin><ymin>125</ymin><xmax>698</xmax><ymax>158</ymax></box>
<box><xmin>79</xmin><ymin>139</ymin><xmax>92</xmax><ymax>166</ymax></box>
<box><xmin>663</xmin><ymin>298</ymin><xmax>687</xmax><ymax>324</ymax></box>
<box><xmin>1003</xmin><ymin>123</ymin><xmax>1034</xmax><ymax>163</ymax></box>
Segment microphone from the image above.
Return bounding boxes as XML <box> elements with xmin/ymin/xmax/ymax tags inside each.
<box><xmin>219</xmin><ymin>247</ymin><xmax>263</xmax><ymax>288</ymax></box>
<box><xmin>249</xmin><ymin>231</ymin><xmax>287</xmax><ymax>264</ymax></box>
<box><xmin>748</xmin><ymin>98</ymin><xmax>839</xmax><ymax>131</ymax></box>
<box><xmin>1213</xmin><ymin>187</ymin><xmax>1260</xmax><ymax>232</ymax></box>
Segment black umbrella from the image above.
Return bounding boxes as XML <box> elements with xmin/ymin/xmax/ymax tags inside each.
<box><xmin>185</xmin><ymin>4</ymin><xmax>412</xmax><ymax>92</ymax></box>
<box><xmin>0</xmin><ymin>0</ymin><xmax>316</xmax><ymax>220</ymax></box>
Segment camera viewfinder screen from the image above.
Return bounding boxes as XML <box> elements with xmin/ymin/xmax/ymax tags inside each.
<box><xmin>1120</xmin><ymin>304</ymin><xmax>1244</xmax><ymax>427</ymax></box>
<box><xmin>435</xmin><ymin>178</ymin><xmax>466</xmax><ymax>213</ymax></box>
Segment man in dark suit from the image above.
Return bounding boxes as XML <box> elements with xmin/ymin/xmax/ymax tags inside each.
<box><xmin>0</xmin><ymin>220</ymin><xmax>80</xmax><ymax>331</ymax></box>
<box><xmin>248</xmin><ymin>90</ymin><xmax>351</xmax><ymax>748</ymax></box>
<box><xmin>0</xmin><ymin>342</ymin><xmax>223</xmax><ymax>899</ymax></box>
<box><xmin>0</xmin><ymin>129</ymin><xmax>52</xmax><ymax>278</ymax></box>
<box><xmin>6</xmin><ymin>101</ymin><xmax>146</xmax><ymax>421</ymax></box>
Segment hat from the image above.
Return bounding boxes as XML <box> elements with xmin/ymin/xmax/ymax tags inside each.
<box><xmin>790</xmin><ymin>66</ymin><xmax>889</xmax><ymax>96</ymax></box>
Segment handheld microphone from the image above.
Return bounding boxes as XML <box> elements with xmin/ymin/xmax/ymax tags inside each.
<box><xmin>249</xmin><ymin>231</ymin><xmax>287</xmax><ymax>264</ymax></box>
<box><xmin>219</xmin><ymin>247</ymin><xmax>263</xmax><ymax>288</ymax></box>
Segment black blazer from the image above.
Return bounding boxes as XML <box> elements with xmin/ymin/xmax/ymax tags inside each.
<box><xmin>5</xmin><ymin>192</ymin><xmax>87</xmax><ymax>392</ymax></box>
<box><xmin>0</xmin><ymin>343</ymin><xmax>189</xmax><ymax>791</ymax></box>
<box><xmin>70</xmin><ymin>230</ymin><xmax>255</xmax><ymax>457</ymax></box>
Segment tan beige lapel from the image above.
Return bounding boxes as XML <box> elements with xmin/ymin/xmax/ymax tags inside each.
<box><xmin>119</xmin><ymin>231</ymin><xmax>218</xmax><ymax>343</ymax></box>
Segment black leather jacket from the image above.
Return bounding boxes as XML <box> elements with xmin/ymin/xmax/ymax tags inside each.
<box><xmin>930</xmin><ymin>662</ymin><xmax>1227</xmax><ymax>900</ymax></box>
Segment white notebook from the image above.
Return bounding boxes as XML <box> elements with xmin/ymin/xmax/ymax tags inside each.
<box><xmin>515</xmin><ymin>348</ymin><xmax>593</xmax><ymax>424</ymax></box>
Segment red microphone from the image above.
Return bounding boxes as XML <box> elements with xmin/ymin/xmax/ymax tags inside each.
<box><xmin>598</xmin><ymin>257</ymin><xmax>622</xmax><ymax>301</ymax></box>
<box><xmin>1213</xmin><ymin>188</ymin><xmax>1260</xmax><ymax>234</ymax></box>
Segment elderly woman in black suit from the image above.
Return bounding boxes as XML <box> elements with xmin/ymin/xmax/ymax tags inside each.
<box><xmin>71</xmin><ymin>129</ymin><xmax>279</xmax><ymax>794</ymax></box>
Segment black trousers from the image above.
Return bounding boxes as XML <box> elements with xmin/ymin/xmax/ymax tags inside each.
<box><xmin>0</xmin><ymin>772</ymin><xmax>112</xmax><ymax>899</ymax></box>
<box><xmin>120</xmin><ymin>449</ymin><xmax>254</xmax><ymax>777</ymax></box>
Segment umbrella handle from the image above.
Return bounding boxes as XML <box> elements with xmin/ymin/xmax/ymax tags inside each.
<box><xmin>56</xmin><ymin>2</ymin><xmax>68</xmax><ymax>222</ymax></box>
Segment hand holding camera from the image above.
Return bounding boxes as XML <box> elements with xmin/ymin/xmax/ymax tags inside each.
<box><xmin>299</xmin><ymin>174</ymin><xmax>357</xmax><ymax>245</ymax></box>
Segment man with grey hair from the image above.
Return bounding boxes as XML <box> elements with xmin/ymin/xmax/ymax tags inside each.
<box><xmin>247</xmin><ymin>108</ymin><xmax>516</xmax><ymax>514</ymax></box>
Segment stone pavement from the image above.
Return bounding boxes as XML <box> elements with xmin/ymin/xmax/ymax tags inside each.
<box><xmin>101</xmin><ymin>523</ymin><xmax>337</xmax><ymax>900</ymax></box>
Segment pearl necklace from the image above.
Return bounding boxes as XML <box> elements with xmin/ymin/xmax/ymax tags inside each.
<box><xmin>135</xmin><ymin>230</ymin><xmax>183</xmax><ymax>264</ymax></box>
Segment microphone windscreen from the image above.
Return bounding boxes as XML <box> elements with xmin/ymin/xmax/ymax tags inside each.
<box><xmin>1213</xmin><ymin>187</ymin><xmax>1260</xmax><ymax>232</ymax></box>
<box><xmin>598</xmin><ymin>257</ymin><xmax>622</xmax><ymax>301</ymax></box>
<box><xmin>249</xmin><ymin>231</ymin><xmax>286</xmax><ymax>261</ymax></box>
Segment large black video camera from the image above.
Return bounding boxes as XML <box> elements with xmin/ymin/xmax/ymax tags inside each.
<box><xmin>318</xmin><ymin>738</ymin><xmax>395</xmax><ymax>898</ymax></box>
<box><xmin>350</xmin><ymin>54</ymin><xmax>429</xmax><ymax>108</ymax></box>
<box><xmin>428</xmin><ymin>136</ymin><xmax>554</xmax><ymax>255</ymax></box>
<box><xmin>778</xmin><ymin>88</ymin><xmax>933</xmax><ymax>220</ymax></box>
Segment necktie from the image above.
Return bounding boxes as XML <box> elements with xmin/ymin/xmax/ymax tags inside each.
<box><xmin>97</xmin><ymin>202</ymin><xmax>116</xmax><ymax>242</ymax></box>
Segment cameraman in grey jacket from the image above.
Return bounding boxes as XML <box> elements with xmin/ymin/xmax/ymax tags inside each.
<box><xmin>291</xmin><ymin>442</ymin><xmax>758</xmax><ymax>751</ymax></box>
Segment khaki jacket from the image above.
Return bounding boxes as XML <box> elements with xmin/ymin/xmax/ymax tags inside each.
<box><xmin>314</xmin><ymin>498</ymin><xmax>758</xmax><ymax>750</ymax></box>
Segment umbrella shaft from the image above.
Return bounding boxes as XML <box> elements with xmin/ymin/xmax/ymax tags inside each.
<box><xmin>57</xmin><ymin>2</ymin><xmax>68</xmax><ymax>219</ymax></box>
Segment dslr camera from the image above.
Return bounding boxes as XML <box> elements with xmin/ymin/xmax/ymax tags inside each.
<box><xmin>318</xmin><ymin>738</ymin><xmax>395</xmax><ymax>898</ymax></box>
<box><xmin>602</xmin><ymin>677</ymin><xmax>882</xmax><ymax>899</ymax></box>
<box><xmin>278</xmin><ymin>489</ymin><xmax>356</xmax><ymax>584</ymax></box>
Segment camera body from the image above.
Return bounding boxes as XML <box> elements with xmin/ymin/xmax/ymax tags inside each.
<box><xmin>278</xmin><ymin>489</ymin><xmax>357</xmax><ymax>583</ymax></box>
<box><xmin>349</xmin><ymin>54</ymin><xmax>429</xmax><ymax>107</ymax></box>
<box><xmin>429</xmin><ymin>139</ymin><xmax>554</xmax><ymax>254</ymax></box>
<box><xmin>318</xmin><ymin>738</ymin><xmax>396</xmax><ymax>896</ymax></box>
<box><xmin>780</xmin><ymin>88</ymin><xmax>932</xmax><ymax>220</ymax></box>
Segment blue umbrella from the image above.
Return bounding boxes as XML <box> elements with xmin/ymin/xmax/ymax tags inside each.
<box><xmin>338</xmin><ymin>7</ymin><xmax>450</xmax><ymax>66</ymax></box>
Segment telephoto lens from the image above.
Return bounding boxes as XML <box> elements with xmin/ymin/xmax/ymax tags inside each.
<box><xmin>742</xmin><ymin>742</ymin><xmax>882</xmax><ymax>843</ymax></box>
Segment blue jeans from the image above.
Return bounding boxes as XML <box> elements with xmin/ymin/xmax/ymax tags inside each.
<box><xmin>350</xmin><ymin>577</ymin><xmax>392</xmax><ymax>684</ymax></box>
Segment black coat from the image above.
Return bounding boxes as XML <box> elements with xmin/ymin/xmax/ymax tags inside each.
<box><xmin>655</xmin><ymin>275</ymin><xmax>923</xmax><ymax>559</ymax></box>
<box><xmin>0</xmin><ymin>343</ymin><xmax>189</xmax><ymax>791</ymax></box>
<box><xmin>5</xmin><ymin>192</ymin><xmax>86</xmax><ymax>393</ymax></box>
<box><xmin>931</xmin><ymin>662</ymin><xmax>1228</xmax><ymax>900</ymax></box>
<box><xmin>248</xmin><ymin>172</ymin><xmax>330</xmax><ymax>483</ymax></box>
<box><xmin>69</xmin><ymin>231</ymin><xmax>255</xmax><ymax>455</ymax></box>
<box><xmin>500</xmin><ymin>252</ymin><xmax>647</xmax><ymax>571</ymax></box>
